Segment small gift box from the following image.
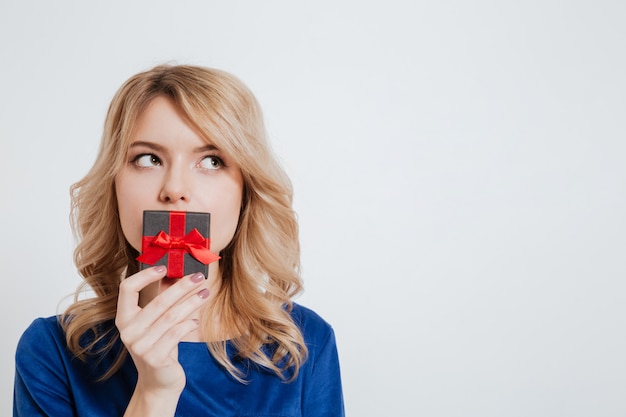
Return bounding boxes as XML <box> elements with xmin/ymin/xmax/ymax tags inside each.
<box><xmin>137</xmin><ymin>210</ymin><xmax>220</xmax><ymax>279</ymax></box>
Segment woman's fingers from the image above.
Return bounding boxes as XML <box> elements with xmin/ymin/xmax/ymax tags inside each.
<box><xmin>114</xmin><ymin>267</ymin><xmax>212</xmax><ymax>396</ymax></box>
<box><xmin>126</xmin><ymin>286</ymin><xmax>210</xmax><ymax>354</ymax></box>
<box><xmin>116</xmin><ymin>268</ymin><xmax>209</xmax><ymax>349</ymax></box>
<box><xmin>116</xmin><ymin>265</ymin><xmax>168</xmax><ymax>326</ymax></box>
<box><xmin>130</xmin><ymin>318</ymin><xmax>200</xmax><ymax>369</ymax></box>
<box><xmin>139</xmin><ymin>272</ymin><xmax>207</xmax><ymax>320</ymax></box>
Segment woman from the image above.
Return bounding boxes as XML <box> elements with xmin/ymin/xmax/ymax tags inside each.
<box><xmin>14</xmin><ymin>64</ymin><xmax>344</xmax><ymax>416</ymax></box>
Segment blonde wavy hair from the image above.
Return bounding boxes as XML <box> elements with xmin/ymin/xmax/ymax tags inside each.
<box><xmin>62</xmin><ymin>64</ymin><xmax>307</xmax><ymax>382</ymax></box>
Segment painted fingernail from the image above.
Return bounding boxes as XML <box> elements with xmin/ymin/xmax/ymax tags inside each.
<box><xmin>190</xmin><ymin>272</ymin><xmax>205</xmax><ymax>283</ymax></box>
<box><xmin>198</xmin><ymin>288</ymin><xmax>210</xmax><ymax>299</ymax></box>
<box><xmin>154</xmin><ymin>265</ymin><xmax>166</xmax><ymax>273</ymax></box>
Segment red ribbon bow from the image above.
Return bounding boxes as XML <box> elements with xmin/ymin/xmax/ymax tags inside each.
<box><xmin>137</xmin><ymin>228</ymin><xmax>220</xmax><ymax>266</ymax></box>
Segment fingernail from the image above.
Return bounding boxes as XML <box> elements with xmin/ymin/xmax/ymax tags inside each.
<box><xmin>154</xmin><ymin>265</ymin><xmax>166</xmax><ymax>273</ymax></box>
<box><xmin>190</xmin><ymin>272</ymin><xmax>205</xmax><ymax>283</ymax></box>
<box><xmin>198</xmin><ymin>288</ymin><xmax>210</xmax><ymax>299</ymax></box>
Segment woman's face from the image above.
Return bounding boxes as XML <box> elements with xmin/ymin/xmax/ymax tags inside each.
<box><xmin>115</xmin><ymin>96</ymin><xmax>244</xmax><ymax>269</ymax></box>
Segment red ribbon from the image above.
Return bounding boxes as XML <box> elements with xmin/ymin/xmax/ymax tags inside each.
<box><xmin>137</xmin><ymin>212</ymin><xmax>220</xmax><ymax>277</ymax></box>
<box><xmin>138</xmin><ymin>229</ymin><xmax>220</xmax><ymax>265</ymax></box>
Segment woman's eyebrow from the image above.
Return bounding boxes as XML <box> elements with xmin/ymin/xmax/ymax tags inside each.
<box><xmin>129</xmin><ymin>141</ymin><xmax>165</xmax><ymax>152</ymax></box>
<box><xmin>128</xmin><ymin>141</ymin><xmax>218</xmax><ymax>153</ymax></box>
<box><xmin>194</xmin><ymin>144</ymin><xmax>219</xmax><ymax>152</ymax></box>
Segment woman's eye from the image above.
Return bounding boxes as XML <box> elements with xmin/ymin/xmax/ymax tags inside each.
<box><xmin>132</xmin><ymin>154</ymin><xmax>161</xmax><ymax>167</ymax></box>
<box><xmin>199</xmin><ymin>155</ymin><xmax>223</xmax><ymax>170</ymax></box>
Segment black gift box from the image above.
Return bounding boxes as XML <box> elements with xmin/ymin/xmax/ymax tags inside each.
<box><xmin>138</xmin><ymin>210</ymin><xmax>218</xmax><ymax>279</ymax></box>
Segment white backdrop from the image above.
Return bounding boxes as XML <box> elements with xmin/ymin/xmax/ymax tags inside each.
<box><xmin>1</xmin><ymin>1</ymin><xmax>625</xmax><ymax>416</ymax></box>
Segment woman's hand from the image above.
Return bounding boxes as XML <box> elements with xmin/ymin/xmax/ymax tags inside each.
<box><xmin>115</xmin><ymin>265</ymin><xmax>210</xmax><ymax>416</ymax></box>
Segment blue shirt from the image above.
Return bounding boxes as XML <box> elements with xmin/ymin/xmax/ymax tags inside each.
<box><xmin>14</xmin><ymin>303</ymin><xmax>344</xmax><ymax>416</ymax></box>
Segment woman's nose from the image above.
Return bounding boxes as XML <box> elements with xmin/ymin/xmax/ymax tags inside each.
<box><xmin>159</xmin><ymin>167</ymin><xmax>191</xmax><ymax>203</ymax></box>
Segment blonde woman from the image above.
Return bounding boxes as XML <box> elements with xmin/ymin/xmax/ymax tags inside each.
<box><xmin>14</xmin><ymin>65</ymin><xmax>344</xmax><ymax>417</ymax></box>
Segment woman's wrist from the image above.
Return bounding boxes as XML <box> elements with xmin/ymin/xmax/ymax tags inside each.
<box><xmin>123</xmin><ymin>383</ymin><xmax>183</xmax><ymax>417</ymax></box>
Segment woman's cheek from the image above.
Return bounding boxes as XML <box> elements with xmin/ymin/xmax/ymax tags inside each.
<box><xmin>120</xmin><ymin>212</ymin><xmax>142</xmax><ymax>252</ymax></box>
<box><xmin>116</xmin><ymin>199</ymin><xmax>143</xmax><ymax>252</ymax></box>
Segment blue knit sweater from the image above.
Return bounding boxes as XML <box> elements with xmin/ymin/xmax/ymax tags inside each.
<box><xmin>14</xmin><ymin>303</ymin><xmax>344</xmax><ymax>416</ymax></box>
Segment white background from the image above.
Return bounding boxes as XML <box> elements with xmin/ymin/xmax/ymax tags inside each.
<box><xmin>1</xmin><ymin>1</ymin><xmax>625</xmax><ymax>416</ymax></box>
